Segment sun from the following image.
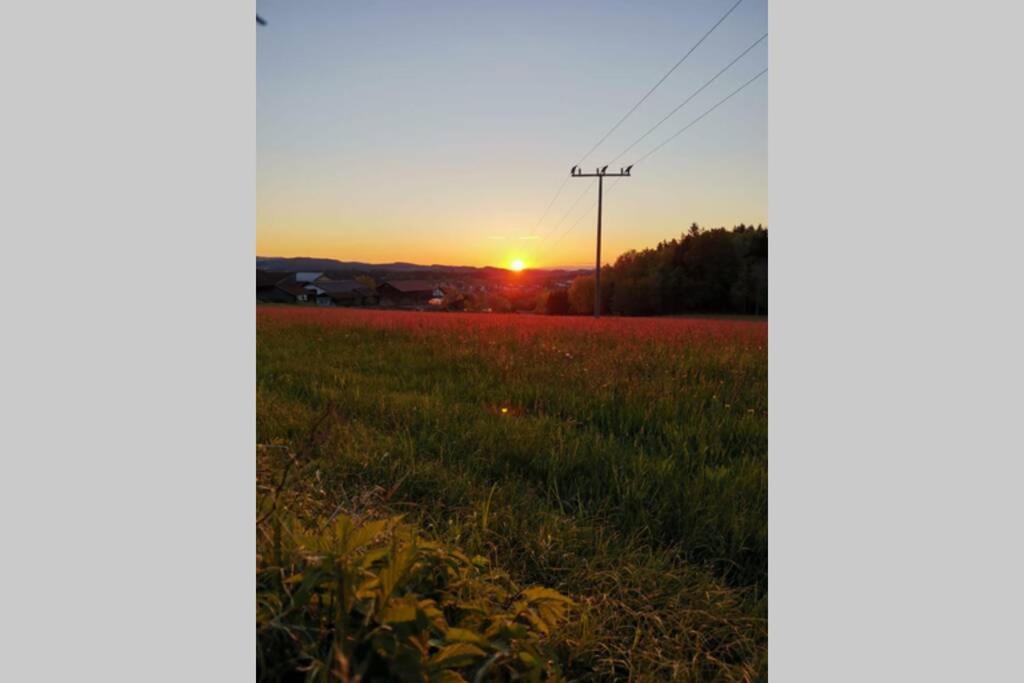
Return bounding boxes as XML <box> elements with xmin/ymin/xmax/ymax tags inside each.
<box><xmin>510</xmin><ymin>258</ymin><xmax>525</xmax><ymax>272</ymax></box>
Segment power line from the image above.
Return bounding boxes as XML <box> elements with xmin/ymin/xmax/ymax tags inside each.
<box><xmin>528</xmin><ymin>0</ymin><xmax>744</xmax><ymax>237</ymax></box>
<box><xmin>544</xmin><ymin>67</ymin><xmax>767</xmax><ymax>254</ymax></box>
<box><xmin>549</xmin><ymin>177</ymin><xmax>623</xmax><ymax>248</ymax></box>
<box><xmin>549</xmin><ymin>177</ymin><xmax>623</xmax><ymax>247</ymax></box>
<box><xmin>574</xmin><ymin>0</ymin><xmax>745</xmax><ymax>167</ymax></box>
<box><xmin>549</xmin><ymin>193</ymin><xmax>597</xmax><ymax>247</ymax></box>
<box><xmin>606</xmin><ymin>32</ymin><xmax>767</xmax><ymax>167</ymax></box>
<box><xmin>631</xmin><ymin>67</ymin><xmax>767</xmax><ymax>166</ymax></box>
<box><xmin>537</xmin><ymin>184</ymin><xmax>593</xmax><ymax>241</ymax></box>
<box><xmin>530</xmin><ymin>174</ymin><xmax>572</xmax><ymax>235</ymax></box>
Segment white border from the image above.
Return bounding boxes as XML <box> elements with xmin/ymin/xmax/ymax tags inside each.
<box><xmin>771</xmin><ymin>1</ymin><xmax>1024</xmax><ymax>679</ymax></box>
<box><xmin>1</xmin><ymin>2</ymin><xmax>254</xmax><ymax>680</ymax></box>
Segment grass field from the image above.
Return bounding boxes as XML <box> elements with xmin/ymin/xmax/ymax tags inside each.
<box><xmin>257</xmin><ymin>306</ymin><xmax>767</xmax><ymax>681</ymax></box>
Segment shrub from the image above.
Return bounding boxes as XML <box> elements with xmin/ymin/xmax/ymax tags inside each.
<box><xmin>257</xmin><ymin>509</ymin><xmax>574</xmax><ymax>681</ymax></box>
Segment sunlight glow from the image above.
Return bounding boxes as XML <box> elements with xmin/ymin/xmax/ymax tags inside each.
<box><xmin>510</xmin><ymin>259</ymin><xmax>525</xmax><ymax>272</ymax></box>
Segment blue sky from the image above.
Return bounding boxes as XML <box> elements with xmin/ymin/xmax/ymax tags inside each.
<box><xmin>257</xmin><ymin>0</ymin><xmax>767</xmax><ymax>267</ymax></box>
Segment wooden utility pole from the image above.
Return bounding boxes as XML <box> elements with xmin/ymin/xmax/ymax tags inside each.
<box><xmin>571</xmin><ymin>165</ymin><xmax>632</xmax><ymax>317</ymax></box>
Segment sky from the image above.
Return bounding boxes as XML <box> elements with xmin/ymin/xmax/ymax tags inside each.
<box><xmin>257</xmin><ymin>0</ymin><xmax>767</xmax><ymax>269</ymax></box>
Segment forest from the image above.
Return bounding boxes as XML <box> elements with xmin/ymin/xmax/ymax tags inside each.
<box><xmin>544</xmin><ymin>224</ymin><xmax>767</xmax><ymax>317</ymax></box>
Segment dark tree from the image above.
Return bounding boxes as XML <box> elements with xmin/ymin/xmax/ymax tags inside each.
<box><xmin>547</xmin><ymin>224</ymin><xmax>767</xmax><ymax>317</ymax></box>
<box><xmin>544</xmin><ymin>289</ymin><xmax>570</xmax><ymax>315</ymax></box>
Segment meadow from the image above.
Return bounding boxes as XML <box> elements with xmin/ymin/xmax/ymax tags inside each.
<box><xmin>257</xmin><ymin>306</ymin><xmax>767</xmax><ymax>681</ymax></box>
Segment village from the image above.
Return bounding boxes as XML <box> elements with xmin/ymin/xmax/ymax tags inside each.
<box><xmin>256</xmin><ymin>269</ymin><xmax>570</xmax><ymax>313</ymax></box>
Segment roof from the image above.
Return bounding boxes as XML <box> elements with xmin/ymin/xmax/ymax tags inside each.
<box><xmin>379</xmin><ymin>280</ymin><xmax>437</xmax><ymax>294</ymax></box>
<box><xmin>316</xmin><ymin>280</ymin><xmax>373</xmax><ymax>295</ymax></box>
<box><xmin>275</xmin><ymin>282</ymin><xmax>309</xmax><ymax>297</ymax></box>
<box><xmin>294</xmin><ymin>271</ymin><xmax>326</xmax><ymax>283</ymax></box>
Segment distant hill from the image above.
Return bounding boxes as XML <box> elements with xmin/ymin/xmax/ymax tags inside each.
<box><xmin>256</xmin><ymin>256</ymin><xmax>587</xmax><ymax>279</ymax></box>
<box><xmin>257</xmin><ymin>257</ymin><xmax>426</xmax><ymax>272</ymax></box>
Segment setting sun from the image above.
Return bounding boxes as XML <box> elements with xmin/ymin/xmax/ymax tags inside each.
<box><xmin>510</xmin><ymin>258</ymin><xmax>525</xmax><ymax>272</ymax></box>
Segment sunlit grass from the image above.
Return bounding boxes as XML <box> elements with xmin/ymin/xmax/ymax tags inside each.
<box><xmin>257</xmin><ymin>305</ymin><xmax>767</xmax><ymax>680</ymax></box>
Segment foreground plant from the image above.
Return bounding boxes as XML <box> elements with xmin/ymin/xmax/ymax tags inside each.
<box><xmin>257</xmin><ymin>509</ymin><xmax>574</xmax><ymax>682</ymax></box>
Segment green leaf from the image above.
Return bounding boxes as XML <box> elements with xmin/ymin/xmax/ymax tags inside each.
<box><xmin>484</xmin><ymin>619</ymin><xmax>527</xmax><ymax>640</ymax></box>
<box><xmin>520</xmin><ymin>609</ymin><xmax>551</xmax><ymax>635</ymax></box>
<box><xmin>444</xmin><ymin>627</ymin><xmax>488</xmax><ymax>647</ymax></box>
<box><xmin>359</xmin><ymin>546</ymin><xmax>391</xmax><ymax>569</ymax></box>
<box><xmin>518</xmin><ymin>651</ymin><xmax>541</xmax><ymax>668</ymax></box>
<box><xmin>347</xmin><ymin>517</ymin><xmax>393</xmax><ymax>554</ymax></box>
<box><xmin>378</xmin><ymin>595</ymin><xmax>420</xmax><ymax>624</ymax></box>
<box><xmin>520</xmin><ymin>587</ymin><xmax>574</xmax><ymax>605</ymax></box>
<box><xmin>429</xmin><ymin>643</ymin><xmax>487</xmax><ymax>670</ymax></box>
<box><xmin>535</xmin><ymin>600</ymin><xmax>569</xmax><ymax>628</ymax></box>
<box><xmin>379</xmin><ymin>542</ymin><xmax>419</xmax><ymax>601</ymax></box>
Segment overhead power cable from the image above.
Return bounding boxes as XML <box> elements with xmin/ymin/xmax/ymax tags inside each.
<box><xmin>536</xmin><ymin>184</ymin><xmax>593</xmax><ymax>241</ymax></box>
<box><xmin>631</xmin><ymin>67</ymin><xmax>767</xmax><ymax>167</ymax></box>
<box><xmin>545</xmin><ymin>66</ymin><xmax>767</xmax><ymax>252</ymax></box>
<box><xmin>530</xmin><ymin>175</ymin><xmax>572</xmax><ymax>235</ymax></box>
<box><xmin>528</xmin><ymin>0</ymin><xmax>745</xmax><ymax>235</ymax></box>
<box><xmin>606</xmin><ymin>32</ymin><xmax>767</xmax><ymax>167</ymax></box>
<box><xmin>549</xmin><ymin>177</ymin><xmax>624</xmax><ymax>248</ymax></box>
<box><xmin>548</xmin><ymin>197</ymin><xmax>598</xmax><ymax>248</ymax></box>
<box><xmin>574</xmin><ymin>0</ymin><xmax>745</xmax><ymax>167</ymax></box>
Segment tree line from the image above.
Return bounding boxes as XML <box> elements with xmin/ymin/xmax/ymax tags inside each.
<box><xmin>542</xmin><ymin>224</ymin><xmax>767</xmax><ymax>317</ymax></box>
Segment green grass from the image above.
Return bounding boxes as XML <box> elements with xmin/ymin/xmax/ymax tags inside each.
<box><xmin>257</xmin><ymin>309</ymin><xmax>767</xmax><ymax>681</ymax></box>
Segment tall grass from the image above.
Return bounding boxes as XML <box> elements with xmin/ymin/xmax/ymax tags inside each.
<box><xmin>258</xmin><ymin>306</ymin><xmax>767</xmax><ymax>680</ymax></box>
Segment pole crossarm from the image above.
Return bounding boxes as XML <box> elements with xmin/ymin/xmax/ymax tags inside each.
<box><xmin>570</xmin><ymin>164</ymin><xmax>633</xmax><ymax>178</ymax></box>
<box><xmin>569</xmin><ymin>165</ymin><xmax>632</xmax><ymax>318</ymax></box>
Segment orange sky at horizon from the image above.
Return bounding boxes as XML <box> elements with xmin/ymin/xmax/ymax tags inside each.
<box><xmin>256</xmin><ymin>189</ymin><xmax>768</xmax><ymax>269</ymax></box>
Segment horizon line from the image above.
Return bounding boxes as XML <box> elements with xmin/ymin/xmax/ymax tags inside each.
<box><xmin>256</xmin><ymin>256</ymin><xmax>592</xmax><ymax>272</ymax></box>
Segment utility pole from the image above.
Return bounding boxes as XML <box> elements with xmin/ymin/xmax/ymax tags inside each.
<box><xmin>571</xmin><ymin>164</ymin><xmax>632</xmax><ymax>317</ymax></box>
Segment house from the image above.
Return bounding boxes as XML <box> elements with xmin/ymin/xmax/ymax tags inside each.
<box><xmin>312</xmin><ymin>280</ymin><xmax>379</xmax><ymax>307</ymax></box>
<box><xmin>377</xmin><ymin>280</ymin><xmax>441</xmax><ymax>308</ymax></box>
<box><xmin>257</xmin><ymin>270</ymin><xmax>312</xmax><ymax>303</ymax></box>
<box><xmin>274</xmin><ymin>281</ymin><xmax>311</xmax><ymax>303</ymax></box>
